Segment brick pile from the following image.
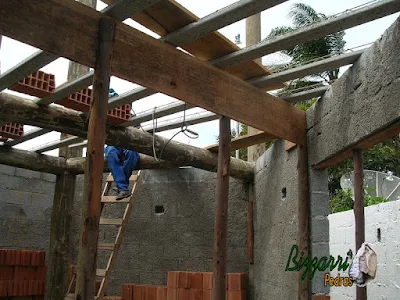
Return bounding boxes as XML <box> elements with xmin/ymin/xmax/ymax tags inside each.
<box><xmin>8</xmin><ymin>70</ymin><xmax>131</xmax><ymax>124</ymax></box>
<box><xmin>121</xmin><ymin>272</ymin><xmax>247</xmax><ymax>300</ymax></box>
<box><xmin>0</xmin><ymin>249</ymin><xmax>46</xmax><ymax>300</ymax></box>
<box><xmin>10</xmin><ymin>71</ymin><xmax>56</xmax><ymax>98</ymax></box>
<box><xmin>56</xmin><ymin>87</ymin><xmax>131</xmax><ymax>125</ymax></box>
<box><xmin>0</xmin><ymin>123</ymin><xmax>24</xmax><ymax>142</ymax></box>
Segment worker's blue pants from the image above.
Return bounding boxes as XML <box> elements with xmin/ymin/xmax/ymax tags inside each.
<box><xmin>104</xmin><ymin>146</ymin><xmax>139</xmax><ymax>191</ymax></box>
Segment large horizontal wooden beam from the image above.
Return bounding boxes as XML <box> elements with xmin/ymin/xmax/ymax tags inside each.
<box><xmin>0</xmin><ymin>0</ymin><xmax>306</xmax><ymax>145</ymax></box>
<box><xmin>0</xmin><ymin>93</ymin><xmax>254</xmax><ymax>180</ymax></box>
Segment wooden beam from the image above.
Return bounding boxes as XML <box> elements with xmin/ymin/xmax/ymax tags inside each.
<box><xmin>0</xmin><ymin>146</ymin><xmax>66</xmax><ymax>174</ymax></box>
<box><xmin>0</xmin><ymin>93</ymin><xmax>254</xmax><ymax>180</ymax></box>
<box><xmin>74</xmin><ymin>16</ymin><xmax>115</xmax><ymax>300</ymax></box>
<box><xmin>212</xmin><ymin>116</ymin><xmax>231</xmax><ymax>300</ymax></box>
<box><xmin>297</xmin><ymin>143</ymin><xmax>311</xmax><ymax>300</ymax></box>
<box><xmin>4</xmin><ymin>128</ymin><xmax>50</xmax><ymax>146</ymax></box>
<box><xmin>0</xmin><ymin>146</ymin><xmax>182</xmax><ymax>174</ymax></box>
<box><xmin>206</xmin><ymin>130</ymin><xmax>277</xmax><ymax>152</ymax></box>
<box><xmin>352</xmin><ymin>149</ymin><xmax>367</xmax><ymax>300</ymax></box>
<box><xmin>314</xmin><ymin>119</ymin><xmax>400</xmax><ymax>170</ymax></box>
<box><xmin>46</xmin><ymin>172</ymin><xmax>75</xmax><ymax>300</ymax></box>
<box><xmin>0</xmin><ymin>0</ymin><xmax>306</xmax><ymax>145</ymax></box>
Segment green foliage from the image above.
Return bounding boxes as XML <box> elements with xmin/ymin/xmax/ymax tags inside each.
<box><xmin>329</xmin><ymin>188</ymin><xmax>389</xmax><ymax>214</ymax></box>
<box><xmin>266</xmin><ymin>3</ymin><xmax>346</xmax><ymax>82</ymax></box>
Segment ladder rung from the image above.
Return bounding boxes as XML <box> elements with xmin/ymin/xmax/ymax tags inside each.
<box><xmin>98</xmin><ymin>242</ymin><xmax>115</xmax><ymax>250</ymax></box>
<box><xmin>99</xmin><ymin>218</ymin><xmax>123</xmax><ymax>225</ymax></box>
<box><xmin>101</xmin><ymin>196</ymin><xmax>130</xmax><ymax>203</ymax></box>
<box><xmin>64</xmin><ymin>293</ymin><xmax>74</xmax><ymax>300</ymax></box>
<box><xmin>96</xmin><ymin>269</ymin><xmax>106</xmax><ymax>277</ymax></box>
<box><xmin>106</xmin><ymin>174</ymin><xmax>137</xmax><ymax>182</ymax></box>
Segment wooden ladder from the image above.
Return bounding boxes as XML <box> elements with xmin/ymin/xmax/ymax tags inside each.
<box><xmin>65</xmin><ymin>170</ymin><xmax>142</xmax><ymax>300</ymax></box>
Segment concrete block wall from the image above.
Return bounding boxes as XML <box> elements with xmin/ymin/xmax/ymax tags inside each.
<box><xmin>0</xmin><ymin>164</ymin><xmax>56</xmax><ymax>251</ymax></box>
<box><xmin>249</xmin><ymin>140</ymin><xmax>299</xmax><ymax>300</ymax></box>
<box><xmin>328</xmin><ymin>200</ymin><xmax>400</xmax><ymax>300</ymax></box>
<box><xmin>0</xmin><ymin>165</ymin><xmax>248</xmax><ymax>296</ymax></box>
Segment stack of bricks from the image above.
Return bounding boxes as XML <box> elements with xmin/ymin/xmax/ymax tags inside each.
<box><xmin>9</xmin><ymin>70</ymin><xmax>131</xmax><ymax>125</ymax></box>
<box><xmin>10</xmin><ymin>70</ymin><xmax>56</xmax><ymax>98</ymax></box>
<box><xmin>56</xmin><ymin>87</ymin><xmax>131</xmax><ymax>125</ymax></box>
<box><xmin>121</xmin><ymin>272</ymin><xmax>247</xmax><ymax>300</ymax></box>
<box><xmin>0</xmin><ymin>249</ymin><xmax>47</xmax><ymax>300</ymax></box>
<box><xmin>0</xmin><ymin>123</ymin><xmax>24</xmax><ymax>142</ymax></box>
<box><xmin>121</xmin><ymin>284</ymin><xmax>167</xmax><ymax>300</ymax></box>
<box><xmin>167</xmin><ymin>272</ymin><xmax>247</xmax><ymax>300</ymax></box>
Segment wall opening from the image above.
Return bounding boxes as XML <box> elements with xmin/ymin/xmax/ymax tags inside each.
<box><xmin>155</xmin><ymin>205</ymin><xmax>165</xmax><ymax>215</ymax></box>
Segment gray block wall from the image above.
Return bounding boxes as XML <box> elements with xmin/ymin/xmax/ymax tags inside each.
<box><xmin>249</xmin><ymin>140</ymin><xmax>299</xmax><ymax>300</ymax></box>
<box><xmin>0</xmin><ymin>165</ymin><xmax>248</xmax><ymax>296</ymax></box>
<box><xmin>307</xmin><ymin>16</ymin><xmax>400</xmax><ymax>168</ymax></box>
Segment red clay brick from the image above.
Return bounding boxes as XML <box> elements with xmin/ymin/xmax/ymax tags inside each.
<box><xmin>144</xmin><ymin>285</ymin><xmax>157</xmax><ymax>300</ymax></box>
<box><xmin>156</xmin><ymin>286</ymin><xmax>167</xmax><ymax>300</ymax></box>
<box><xmin>35</xmin><ymin>266</ymin><xmax>47</xmax><ymax>281</ymax></box>
<box><xmin>132</xmin><ymin>285</ymin><xmax>145</xmax><ymax>300</ymax></box>
<box><xmin>177</xmin><ymin>272</ymin><xmax>190</xmax><ymax>289</ymax></box>
<box><xmin>20</xmin><ymin>251</ymin><xmax>32</xmax><ymax>266</ymax></box>
<box><xmin>10</xmin><ymin>71</ymin><xmax>55</xmax><ymax>98</ymax></box>
<box><xmin>166</xmin><ymin>288</ymin><xmax>178</xmax><ymax>300</ymax></box>
<box><xmin>0</xmin><ymin>280</ymin><xmax>8</xmax><ymax>297</ymax></box>
<box><xmin>0</xmin><ymin>250</ymin><xmax>5</xmax><ymax>265</ymax></box>
<box><xmin>202</xmin><ymin>290</ymin><xmax>211</xmax><ymax>300</ymax></box>
<box><xmin>189</xmin><ymin>272</ymin><xmax>203</xmax><ymax>290</ymax></box>
<box><xmin>177</xmin><ymin>288</ymin><xmax>190</xmax><ymax>300</ymax></box>
<box><xmin>226</xmin><ymin>273</ymin><xmax>247</xmax><ymax>291</ymax></box>
<box><xmin>189</xmin><ymin>289</ymin><xmax>202</xmax><ymax>300</ymax></box>
<box><xmin>167</xmin><ymin>271</ymin><xmax>179</xmax><ymax>288</ymax></box>
<box><xmin>226</xmin><ymin>290</ymin><xmax>246</xmax><ymax>300</ymax></box>
<box><xmin>0</xmin><ymin>266</ymin><xmax>14</xmax><ymax>279</ymax></box>
<box><xmin>202</xmin><ymin>273</ymin><xmax>213</xmax><ymax>290</ymax></box>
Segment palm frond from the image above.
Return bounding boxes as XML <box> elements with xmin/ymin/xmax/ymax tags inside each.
<box><xmin>289</xmin><ymin>3</ymin><xmax>321</xmax><ymax>27</ymax></box>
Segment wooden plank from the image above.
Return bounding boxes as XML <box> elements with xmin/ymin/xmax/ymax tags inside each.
<box><xmin>285</xmin><ymin>140</ymin><xmax>296</xmax><ymax>151</ymax></box>
<box><xmin>314</xmin><ymin>119</ymin><xmax>400</xmax><ymax>170</ymax></box>
<box><xmin>99</xmin><ymin>218</ymin><xmax>124</xmax><ymax>225</ymax></box>
<box><xmin>74</xmin><ymin>16</ymin><xmax>115</xmax><ymax>300</ymax></box>
<box><xmin>106</xmin><ymin>174</ymin><xmax>137</xmax><ymax>182</ymax></box>
<box><xmin>212</xmin><ymin>117</ymin><xmax>231</xmax><ymax>300</ymax></box>
<box><xmin>352</xmin><ymin>150</ymin><xmax>367</xmax><ymax>300</ymax></box>
<box><xmin>96</xmin><ymin>269</ymin><xmax>106</xmax><ymax>277</ymax></box>
<box><xmin>206</xmin><ymin>130</ymin><xmax>277</xmax><ymax>152</ymax></box>
<box><xmin>103</xmin><ymin>0</ymin><xmax>285</xmax><ymax>91</ymax></box>
<box><xmin>97</xmin><ymin>243</ymin><xmax>115</xmax><ymax>250</ymax></box>
<box><xmin>0</xmin><ymin>0</ymin><xmax>306</xmax><ymax>145</ymax></box>
<box><xmin>101</xmin><ymin>196</ymin><xmax>130</xmax><ymax>203</ymax></box>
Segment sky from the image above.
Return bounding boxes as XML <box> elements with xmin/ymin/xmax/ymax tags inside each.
<box><xmin>0</xmin><ymin>0</ymin><xmax>398</xmax><ymax>156</ymax></box>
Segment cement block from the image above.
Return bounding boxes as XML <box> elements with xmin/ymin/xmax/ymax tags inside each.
<box><xmin>40</xmin><ymin>173</ymin><xmax>56</xmax><ymax>182</ymax></box>
<box><xmin>15</xmin><ymin>168</ymin><xmax>41</xmax><ymax>179</ymax></box>
<box><xmin>139</xmin><ymin>271</ymin><xmax>166</xmax><ymax>285</ymax></box>
<box><xmin>311</xmin><ymin>217</ymin><xmax>330</xmax><ymax>243</ymax></box>
<box><xmin>0</xmin><ymin>164</ymin><xmax>15</xmax><ymax>176</ymax></box>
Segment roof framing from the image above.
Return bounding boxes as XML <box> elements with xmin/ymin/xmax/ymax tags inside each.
<box><xmin>0</xmin><ymin>0</ymin><xmax>307</xmax><ymax>144</ymax></box>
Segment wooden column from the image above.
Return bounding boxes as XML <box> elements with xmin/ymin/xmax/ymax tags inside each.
<box><xmin>74</xmin><ymin>16</ymin><xmax>115</xmax><ymax>300</ymax></box>
<box><xmin>297</xmin><ymin>143</ymin><xmax>311</xmax><ymax>300</ymax></box>
<box><xmin>353</xmin><ymin>149</ymin><xmax>367</xmax><ymax>300</ymax></box>
<box><xmin>212</xmin><ymin>116</ymin><xmax>231</xmax><ymax>300</ymax></box>
<box><xmin>45</xmin><ymin>172</ymin><xmax>75</xmax><ymax>300</ymax></box>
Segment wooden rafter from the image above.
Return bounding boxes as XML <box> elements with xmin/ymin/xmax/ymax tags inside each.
<box><xmin>0</xmin><ymin>0</ymin><xmax>306</xmax><ymax>145</ymax></box>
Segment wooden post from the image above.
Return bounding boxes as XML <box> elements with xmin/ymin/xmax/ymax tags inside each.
<box><xmin>74</xmin><ymin>16</ymin><xmax>115</xmax><ymax>300</ymax></box>
<box><xmin>45</xmin><ymin>172</ymin><xmax>75</xmax><ymax>300</ymax></box>
<box><xmin>353</xmin><ymin>149</ymin><xmax>367</xmax><ymax>300</ymax></box>
<box><xmin>212</xmin><ymin>116</ymin><xmax>231</xmax><ymax>300</ymax></box>
<box><xmin>247</xmin><ymin>184</ymin><xmax>254</xmax><ymax>264</ymax></box>
<box><xmin>297</xmin><ymin>143</ymin><xmax>311</xmax><ymax>300</ymax></box>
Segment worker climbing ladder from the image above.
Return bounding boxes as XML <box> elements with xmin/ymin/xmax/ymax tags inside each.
<box><xmin>65</xmin><ymin>170</ymin><xmax>142</xmax><ymax>300</ymax></box>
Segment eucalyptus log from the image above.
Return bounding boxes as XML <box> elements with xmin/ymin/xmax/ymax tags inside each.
<box><xmin>0</xmin><ymin>146</ymin><xmax>66</xmax><ymax>174</ymax></box>
<box><xmin>0</xmin><ymin>93</ymin><xmax>254</xmax><ymax>180</ymax></box>
<box><xmin>212</xmin><ymin>116</ymin><xmax>231</xmax><ymax>300</ymax></box>
<box><xmin>75</xmin><ymin>16</ymin><xmax>115</xmax><ymax>300</ymax></box>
